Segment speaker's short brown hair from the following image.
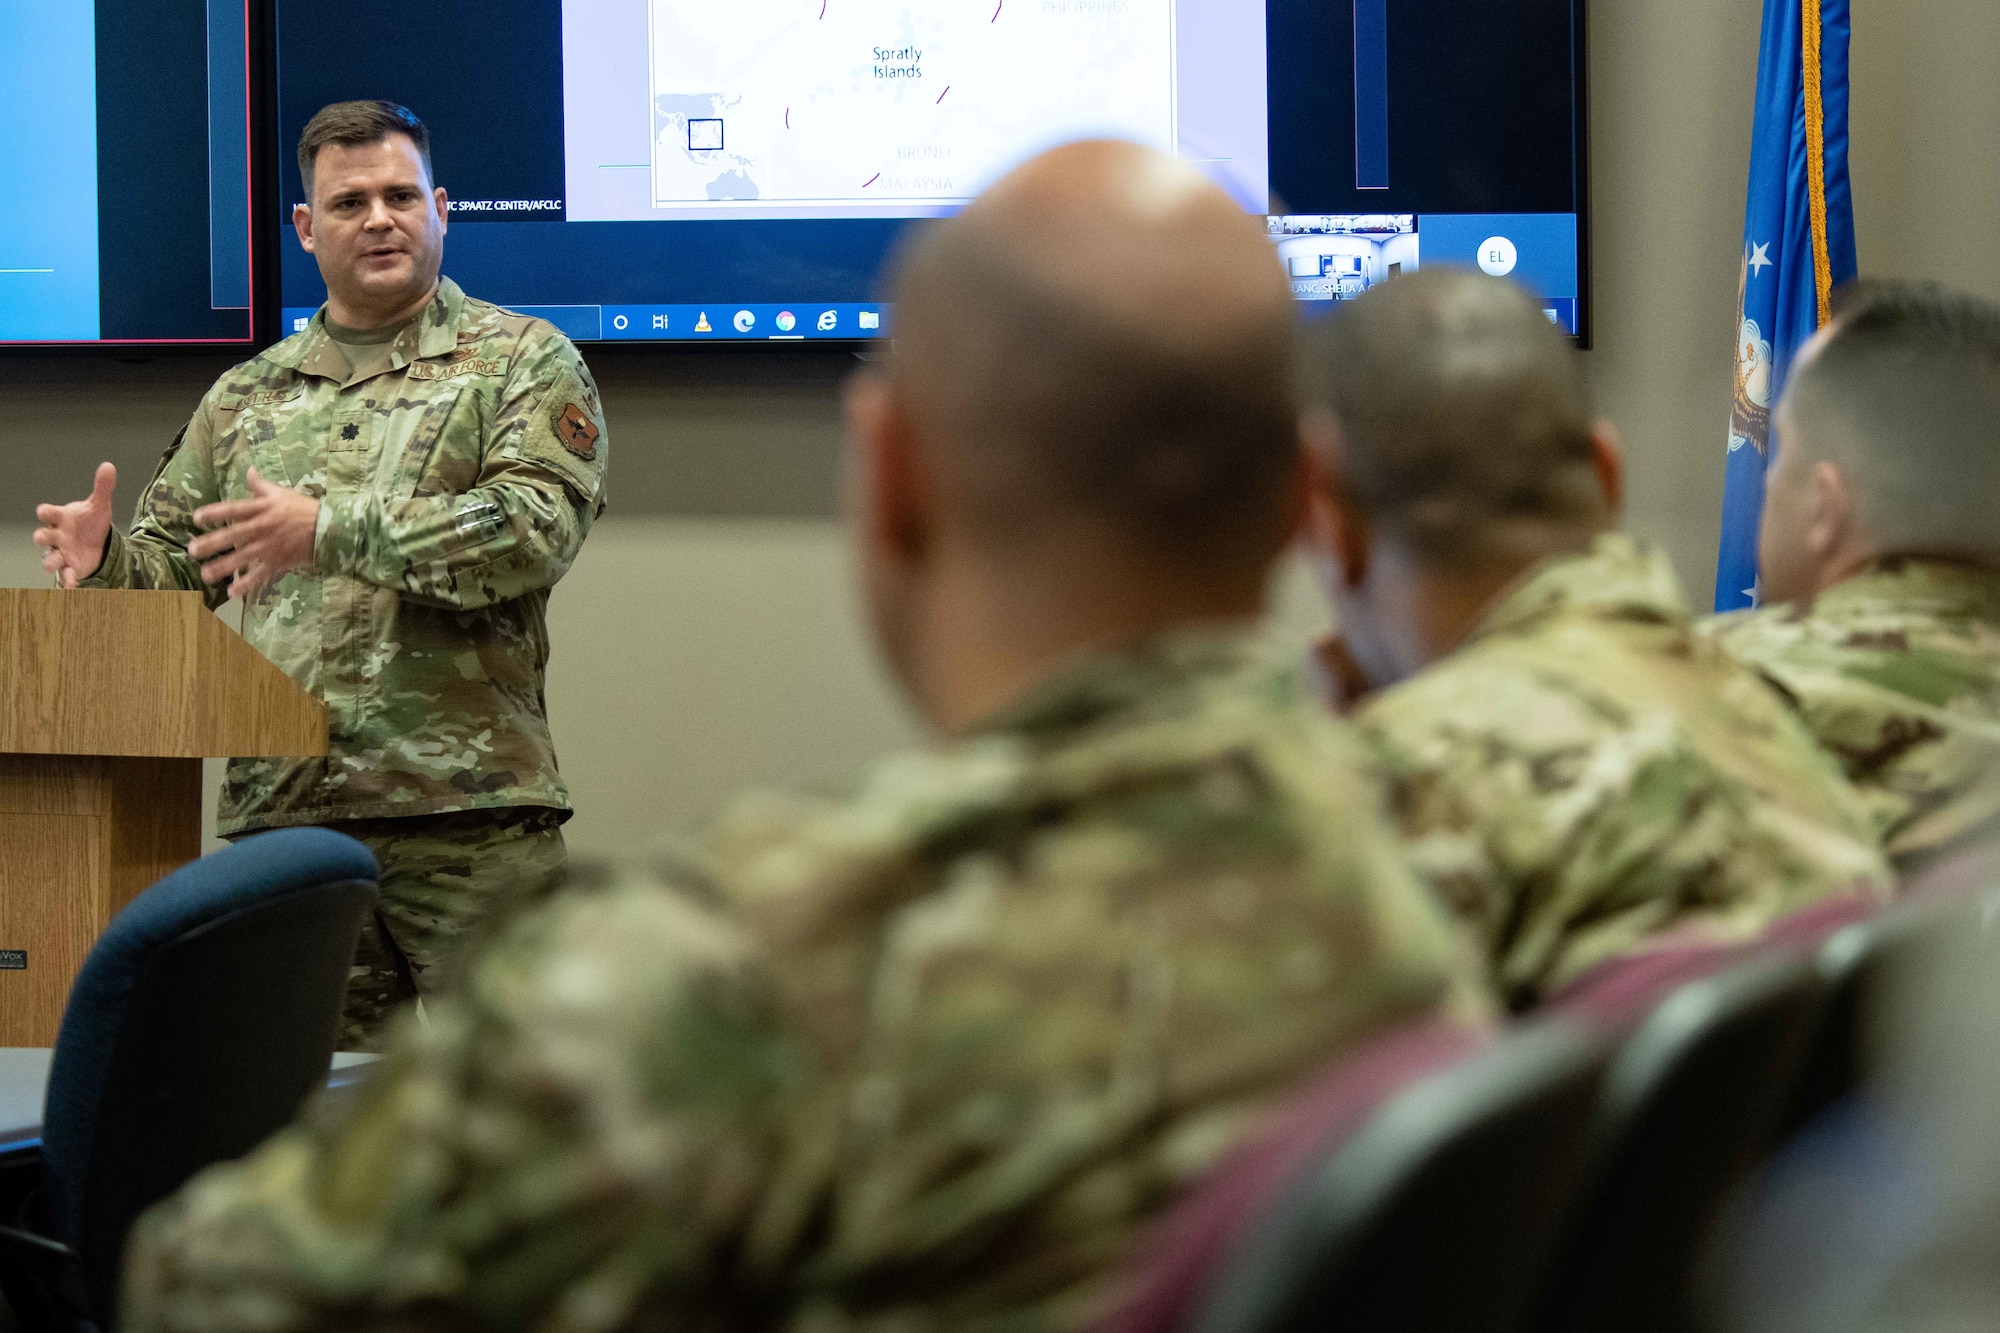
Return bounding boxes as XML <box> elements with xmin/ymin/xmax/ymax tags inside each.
<box><xmin>297</xmin><ymin>100</ymin><xmax>431</xmax><ymax>200</ymax></box>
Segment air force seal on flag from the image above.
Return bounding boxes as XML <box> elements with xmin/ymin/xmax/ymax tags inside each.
<box><xmin>1736</xmin><ymin>322</ymin><xmax>1772</xmax><ymax>418</ymax></box>
<box><xmin>1730</xmin><ymin>248</ymin><xmax>1775</xmax><ymax>457</ymax></box>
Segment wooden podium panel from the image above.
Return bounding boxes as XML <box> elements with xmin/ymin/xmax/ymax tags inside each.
<box><xmin>0</xmin><ymin>757</ymin><xmax>201</xmax><ymax>1045</ymax></box>
<box><xmin>0</xmin><ymin>590</ymin><xmax>325</xmax><ymax>1045</ymax></box>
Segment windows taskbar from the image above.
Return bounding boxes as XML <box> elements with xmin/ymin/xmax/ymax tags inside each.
<box><xmin>280</xmin><ymin>303</ymin><xmax>891</xmax><ymax>343</ymax></box>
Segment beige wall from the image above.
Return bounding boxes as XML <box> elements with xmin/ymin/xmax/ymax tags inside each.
<box><xmin>4</xmin><ymin>0</ymin><xmax>1997</xmax><ymax>856</ymax></box>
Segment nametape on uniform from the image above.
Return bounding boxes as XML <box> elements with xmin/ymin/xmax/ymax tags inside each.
<box><xmin>0</xmin><ymin>949</ymin><xmax>25</xmax><ymax>970</ymax></box>
<box><xmin>218</xmin><ymin>385</ymin><xmax>308</xmax><ymax>411</ymax></box>
<box><xmin>407</xmin><ymin>356</ymin><xmax>509</xmax><ymax>383</ymax></box>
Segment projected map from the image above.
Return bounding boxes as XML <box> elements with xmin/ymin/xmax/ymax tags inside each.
<box><xmin>646</xmin><ymin>0</ymin><xmax>1176</xmax><ymax>208</ymax></box>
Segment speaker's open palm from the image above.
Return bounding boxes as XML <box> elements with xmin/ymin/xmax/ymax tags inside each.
<box><xmin>33</xmin><ymin>463</ymin><xmax>117</xmax><ymax>589</ymax></box>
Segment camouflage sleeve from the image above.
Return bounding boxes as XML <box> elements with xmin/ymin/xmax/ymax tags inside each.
<box><xmin>1357</xmin><ymin>662</ymin><xmax>1887</xmax><ymax>1006</ymax></box>
<box><xmin>312</xmin><ymin>327</ymin><xmax>609</xmax><ymax>611</ymax></box>
<box><xmin>78</xmin><ymin>402</ymin><xmax>226</xmax><ymax>605</ymax></box>
<box><xmin>121</xmin><ymin>874</ymin><xmax>803</xmax><ymax>1333</ymax></box>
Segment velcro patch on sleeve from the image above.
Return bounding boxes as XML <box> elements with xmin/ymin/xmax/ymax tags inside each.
<box><xmin>516</xmin><ymin>361</ymin><xmax>607</xmax><ymax>509</ymax></box>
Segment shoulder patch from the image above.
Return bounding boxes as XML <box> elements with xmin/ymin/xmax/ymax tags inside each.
<box><xmin>553</xmin><ymin>402</ymin><xmax>601</xmax><ymax>459</ymax></box>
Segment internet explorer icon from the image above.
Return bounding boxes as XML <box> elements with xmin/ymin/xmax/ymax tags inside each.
<box><xmin>816</xmin><ymin>309</ymin><xmax>838</xmax><ymax>332</ymax></box>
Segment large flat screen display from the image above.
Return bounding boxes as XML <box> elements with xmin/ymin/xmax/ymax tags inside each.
<box><xmin>0</xmin><ymin>1</ymin><xmax>258</xmax><ymax>347</ymax></box>
<box><xmin>274</xmin><ymin>0</ymin><xmax>1587</xmax><ymax>344</ymax></box>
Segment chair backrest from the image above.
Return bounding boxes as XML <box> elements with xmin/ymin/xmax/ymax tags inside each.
<box><xmin>1530</xmin><ymin>952</ymin><xmax>1822</xmax><ymax>1333</ymax></box>
<box><xmin>1099</xmin><ymin>1020</ymin><xmax>1488</xmax><ymax>1333</ymax></box>
<box><xmin>37</xmin><ymin>828</ymin><xmax>377</xmax><ymax>1319</ymax></box>
<box><xmin>1186</xmin><ymin>1021</ymin><xmax>1608</xmax><ymax>1333</ymax></box>
<box><xmin>1899</xmin><ymin>830</ymin><xmax>2000</xmax><ymax>905</ymax></box>
<box><xmin>1544</xmin><ymin>886</ymin><xmax>1882</xmax><ymax>1036</ymax></box>
<box><xmin>1777</xmin><ymin>891</ymin><xmax>1987</xmax><ymax>1141</ymax></box>
<box><xmin>1545</xmin><ymin>940</ymin><xmax>1749</xmax><ymax>1032</ymax></box>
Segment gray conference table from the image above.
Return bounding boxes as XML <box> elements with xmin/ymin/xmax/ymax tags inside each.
<box><xmin>0</xmin><ymin>1048</ymin><xmax>376</xmax><ymax>1151</ymax></box>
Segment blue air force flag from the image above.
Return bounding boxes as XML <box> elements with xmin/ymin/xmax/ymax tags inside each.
<box><xmin>1714</xmin><ymin>0</ymin><xmax>1858</xmax><ymax>611</ymax></box>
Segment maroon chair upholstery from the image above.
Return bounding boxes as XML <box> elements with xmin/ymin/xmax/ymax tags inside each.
<box><xmin>1546</xmin><ymin>885</ymin><xmax>1887</xmax><ymax>1036</ymax></box>
<box><xmin>1755</xmin><ymin>887</ymin><xmax>1890</xmax><ymax>952</ymax></box>
<box><xmin>1099</xmin><ymin>1017</ymin><xmax>1608</xmax><ymax>1333</ymax></box>
<box><xmin>1544</xmin><ymin>941</ymin><xmax>1747</xmax><ymax>1033</ymax></box>
<box><xmin>1100</xmin><ymin>1020</ymin><xmax>1485</xmax><ymax>1333</ymax></box>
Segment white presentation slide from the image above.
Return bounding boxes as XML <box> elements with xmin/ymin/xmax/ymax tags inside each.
<box><xmin>645</xmin><ymin>0</ymin><xmax>1176</xmax><ymax>212</ymax></box>
<box><xmin>562</xmin><ymin>0</ymin><xmax>1271</xmax><ymax>224</ymax></box>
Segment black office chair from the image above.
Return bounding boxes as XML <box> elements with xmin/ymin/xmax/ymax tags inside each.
<box><xmin>1188</xmin><ymin>1020</ymin><xmax>1609</xmax><ymax>1333</ymax></box>
<box><xmin>1529</xmin><ymin>952</ymin><xmax>1823</xmax><ymax>1333</ymax></box>
<box><xmin>1774</xmin><ymin>893</ymin><xmax>1982</xmax><ymax>1144</ymax></box>
<box><xmin>0</xmin><ymin>829</ymin><xmax>377</xmax><ymax>1332</ymax></box>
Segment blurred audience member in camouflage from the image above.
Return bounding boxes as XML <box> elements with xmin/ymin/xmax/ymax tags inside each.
<box><xmin>121</xmin><ymin>141</ymin><xmax>1486</xmax><ymax>1333</ymax></box>
<box><xmin>1297</xmin><ymin>268</ymin><xmax>1889</xmax><ymax>1009</ymax></box>
<box><xmin>32</xmin><ymin>102</ymin><xmax>606</xmax><ymax>1045</ymax></box>
<box><xmin>1707</xmin><ymin>281</ymin><xmax>2000</xmax><ymax>872</ymax></box>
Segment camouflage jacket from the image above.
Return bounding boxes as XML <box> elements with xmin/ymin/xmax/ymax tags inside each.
<box><xmin>1354</xmin><ymin>534</ymin><xmax>1891</xmax><ymax>1009</ymax></box>
<box><xmin>82</xmin><ymin>278</ymin><xmax>608</xmax><ymax>834</ymax></box>
<box><xmin>1706</xmin><ymin>558</ymin><xmax>2000</xmax><ymax>867</ymax></box>
<box><xmin>124</xmin><ymin>630</ymin><xmax>1486</xmax><ymax>1333</ymax></box>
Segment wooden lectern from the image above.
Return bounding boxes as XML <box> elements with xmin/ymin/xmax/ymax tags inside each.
<box><xmin>0</xmin><ymin>589</ymin><xmax>326</xmax><ymax>1045</ymax></box>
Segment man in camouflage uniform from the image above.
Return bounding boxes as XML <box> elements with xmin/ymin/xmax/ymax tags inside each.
<box><xmin>33</xmin><ymin>101</ymin><xmax>607</xmax><ymax>1045</ymax></box>
<box><xmin>119</xmin><ymin>141</ymin><xmax>1485</xmax><ymax>1333</ymax></box>
<box><xmin>1706</xmin><ymin>282</ymin><xmax>2000</xmax><ymax>874</ymax></box>
<box><xmin>1297</xmin><ymin>268</ymin><xmax>1889</xmax><ymax>1009</ymax></box>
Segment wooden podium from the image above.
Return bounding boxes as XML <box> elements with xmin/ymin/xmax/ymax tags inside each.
<box><xmin>0</xmin><ymin>589</ymin><xmax>326</xmax><ymax>1045</ymax></box>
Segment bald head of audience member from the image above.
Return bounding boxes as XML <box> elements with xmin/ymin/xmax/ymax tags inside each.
<box><xmin>845</xmin><ymin>140</ymin><xmax>1301</xmax><ymax>733</ymax></box>
<box><xmin>1759</xmin><ymin>280</ymin><xmax>2000</xmax><ymax>604</ymax></box>
<box><xmin>1297</xmin><ymin>267</ymin><xmax>1622</xmax><ymax>695</ymax></box>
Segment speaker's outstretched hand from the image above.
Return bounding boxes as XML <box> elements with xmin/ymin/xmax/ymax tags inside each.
<box><xmin>33</xmin><ymin>462</ymin><xmax>117</xmax><ymax>589</ymax></box>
